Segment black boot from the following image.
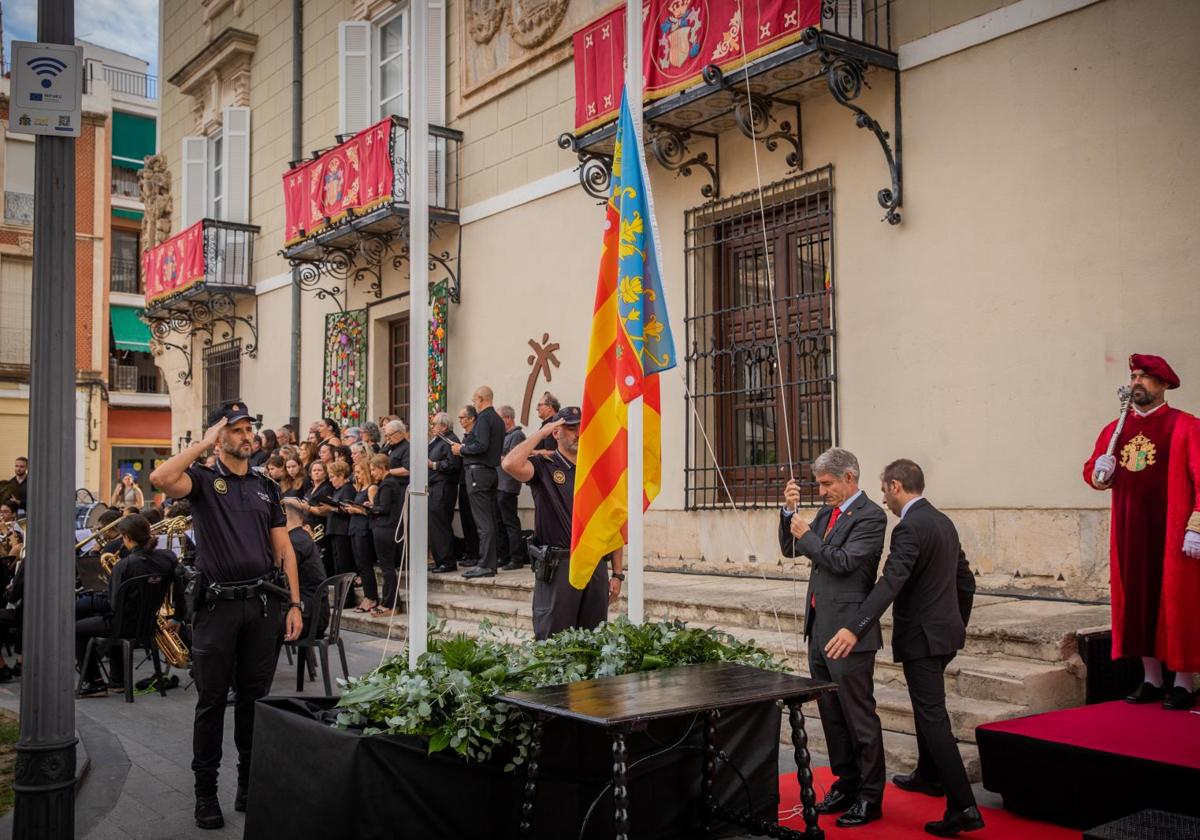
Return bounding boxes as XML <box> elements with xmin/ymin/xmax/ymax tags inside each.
<box><xmin>195</xmin><ymin>795</ymin><xmax>224</xmax><ymax>829</ymax></box>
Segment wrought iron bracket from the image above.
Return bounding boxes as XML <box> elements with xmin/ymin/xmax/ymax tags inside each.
<box><xmin>147</xmin><ymin>312</ymin><xmax>195</xmax><ymax>386</ymax></box>
<box><xmin>187</xmin><ymin>292</ymin><xmax>260</xmax><ymax>358</ymax></box>
<box><xmin>702</xmin><ymin>65</ymin><xmax>804</xmax><ymax>172</ymax></box>
<box><xmin>391</xmin><ymin>220</ymin><xmax>461</xmax><ymax>304</ymax></box>
<box><xmin>647</xmin><ymin>124</ymin><xmax>720</xmax><ymax>200</ymax></box>
<box><xmin>558</xmin><ymin>132</ymin><xmax>614</xmax><ymax>203</ymax></box>
<box><xmin>820</xmin><ymin>51</ymin><xmax>903</xmax><ymax>224</ymax></box>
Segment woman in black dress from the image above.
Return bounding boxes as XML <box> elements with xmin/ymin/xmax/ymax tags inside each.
<box><xmin>368</xmin><ymin>454</ymin><xmax>402</xmax><ymax>615</ymax></box>
<box><xmin>325</xmin><ymin>461</ymin><xmax>358</xmax><ymax>608</ymax></box>
<box><xmin>305</xmin><ymin>460</ymin><xmax>335</xmax><ymax>577</ymax></box>
<box><xmin>346</xmin><ymin>461</ymin><xmax>379</xmax><ymax>613</ymax></box>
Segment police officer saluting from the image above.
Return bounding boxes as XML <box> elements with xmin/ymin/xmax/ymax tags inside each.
<box><xmin>502</xmin><ymin>406</ymin><xmax>623</xmax><ymax>639</ymax></box>
<box><xmin>151</xmin><ymin>400</ymin><xmax>302</xmax><ymax>830</ymax></box>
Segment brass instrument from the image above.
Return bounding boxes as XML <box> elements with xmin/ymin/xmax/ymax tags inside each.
<box><xmin>155</xmin><ymin>606</ymin><xmax>190</xmax><ymax>668</ymax></box>
<box><xmin>310</xmin><ymin>524</ymin><xmax>325</xmax><ymax>542</ymax></box>
<box><xmin>99</xmin><ymin>551</ymin><xmax>120</xmax><ymax>580</ymax></box>
<box><xmin>76</xmin><ymin>513</ymin><xmax>132</xmax><ymax>552</ymax></box>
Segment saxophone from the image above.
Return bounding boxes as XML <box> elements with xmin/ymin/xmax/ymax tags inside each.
<box><xmin>155</xmin><ymin>607</ymin><xmax>190</xmax><ymax>668</ymax></box>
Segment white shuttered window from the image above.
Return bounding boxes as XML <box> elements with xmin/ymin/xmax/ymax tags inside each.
<box><xmin>339</xmin><ymin>22</ymin><xmax>373</xmax><ymax>136</ymax></box>
<box><xmin>222</xmin><ymin>107</ymin><xmax>251</xmax><ymax>223</ymax></box>
<box><xmin>181</xmin><ymin>136</ymin><xmax>208</xmax><ymax>228</ymax></box>
<box><xmin>0</xmin><ymin>258</ymin><xmax>32</xmax><ymax>366</ymax></box>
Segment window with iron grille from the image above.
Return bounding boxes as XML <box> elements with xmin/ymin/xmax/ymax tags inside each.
<box><xmin>202</xmin><ymin>338</ymin><xmax>242</xmax><ymax>422</ymax></box>
<box><xmin>389</xmin><ymin>315</ymin><xmax>410</xmax><ymax>425</ymax></box>
<box><xmin>684</xmin><ymin>166</ymin><xmax>835</xmax><ymax>509</ymax></box>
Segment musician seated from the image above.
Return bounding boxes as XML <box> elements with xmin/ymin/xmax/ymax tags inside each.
<box><xmin>76</xmin><ymin>514</ymin><xmax>176</xmax><ymax>697</ymax></box>
<box><xmin>283</xmin><ymin>498</ymin><xmax>329</xmax><ymax>640</ymax></box>
<box><xmin>0</xmin><ymin>540</ymin><xmax>22</xmax><ymax>682</ymax></box>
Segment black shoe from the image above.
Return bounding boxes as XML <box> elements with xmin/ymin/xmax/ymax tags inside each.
<box><xmin>1163</xmin><ymin>686</ymin><xmax>1197</xmax><ymax>710</ymax></box>
<box><xmin>195</xmin><ymin>795</ymin><xmax>225</xmax><ymax>829</ymax></box>
<box><xmin>836</xmin><ymin>799</ymin><xmax>882</xmax><ymax>828</ymax></box>
<box><xmin>0</xmin><ymin>666</ymin><xmax>12</xmax><ymax>683</ymax></box>
<box><xmin>462</xmin><ymin>566</ymin><xmax>496</xmax><ymax>579</ymax></box>
<box><xmin>814</xmin><ymin>786</ymin><xmax>858</xmax><ymax>815</ymax></box>
<box><xmin>234</xmin><ymin>786</ymin><xmax>248</xmax><ymax>812</ymax></box>
<box><xmin>1125</xmin><ymin>681</ymin><xmax>1165</xmax><ymax>704</ymax></box>
<box><xmin>926</xmin><ymin>805</ymin><xmax>984</xmax><ymax>837</ymax></box>
<box><xmin>430</xmin><ymin>564</ymin><xmax>456</xmax><ymax>574</ymax></box>
<box><xmin>458</xmin><ymin>558</ymin><xmax>478</xmax><ymax>568</ymax></box>
<box><xmin>77</xmin><ymin>680</ymin><xmax>108</xmax><ymax>697</ymax></box>
<box><xmin>10</xmin><ymin>662</ymin><xmax>20</xmax><ymax>677</ymax></box>
<box><xmin>893</xmin><ymin>771</ymin><xmax>945</xmax><ymax>797</ymax></box>
<box><xmin>499</xmin><ymin>562</ymin><xmax>524</xmax><ymax>571</ymax></box>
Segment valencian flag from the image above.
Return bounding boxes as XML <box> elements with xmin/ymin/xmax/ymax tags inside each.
<box><xmin>569</xmin><ymin>89</ymin><xmax>676</xmax><ymax>590</ymax></box>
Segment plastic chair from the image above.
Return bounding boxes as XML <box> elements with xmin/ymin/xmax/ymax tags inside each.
<box><xmin>293</xmin><ymin>572</ymin><xmax>355</xmax><ymax>696</ymax></box>
<box><xmin>76</xmin><ymin>573</ymin><xmax>172</xmax><ymax>703</ymax></box>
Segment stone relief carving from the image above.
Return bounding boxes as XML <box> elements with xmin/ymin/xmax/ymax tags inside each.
<box><xmin>139</xmin><ymin>155</ymin><xmax>173</xmax><ymax>250</ymax></box>
<box><xmin>469</xmin><ymin>0</ymin><xmax>507</xmax><ymax>44</ymax></box>
<box><xmin>507</xmin><ymin>0</ymin><xmax>571</xmax><ymax>49</ymax></box>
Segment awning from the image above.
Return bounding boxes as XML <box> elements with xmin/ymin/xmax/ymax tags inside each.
<box><xmin>111</xmin><ymin>305</ymin><xmax>152</xmax><ymax>353</ymax></box>
<box><xmin>112</xmin><ymin>112</ymin><xmax>156</xmax><ymax>170</ymax></box>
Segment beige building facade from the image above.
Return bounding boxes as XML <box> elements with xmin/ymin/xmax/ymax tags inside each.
<box><xmin>153</xmin><ymin>0</ymin><xmax>1197</xmax><ymax>600</ymax></box>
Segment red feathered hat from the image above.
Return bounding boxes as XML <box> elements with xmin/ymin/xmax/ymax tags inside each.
<box><xmin>1129</xmin><ymin>354</ymin><xmax>1180</xmax><ymax>389</ymax></box>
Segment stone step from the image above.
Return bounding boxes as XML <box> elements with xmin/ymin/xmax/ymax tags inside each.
<box><xmin>423</xmin><ymin>569</ymin><xmax>1109</xmax><ymax>666</ymax></box>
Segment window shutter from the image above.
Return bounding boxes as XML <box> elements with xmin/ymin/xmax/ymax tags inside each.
<box><xmin>222</xmin><ymin>107</ymin><xmax>251</xmax><ymax>224</ymax></box>
<box><xmin>181</xmin><ymin>136</ymin><xmax>208</xmax><ymax>228</ymax></box>
<box><xmin>339</xmin><ymin>21</ymin><xmax>373</xmax><ymax>136</ymax></box>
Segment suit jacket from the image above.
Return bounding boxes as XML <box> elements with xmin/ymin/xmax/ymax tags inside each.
<box><xmin>429</xmin><ymin>434</ymin><xmax>461</xmax><ymax>486</ymax></box>
<box><xmin>778</xmin><ymin>492</ymin><xmax>887</xmax><ymax>653</ymax></box>
<box><xmin>850</xmin><ymin>498</ymin><xmax>976</xmax><ymax>662</ymax></box>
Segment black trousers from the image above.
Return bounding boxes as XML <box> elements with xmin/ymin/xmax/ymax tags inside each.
<box><xmin>319</xmin><ymin>536</ymin><xmax>335</xmax><ymax>579</ymax></box>
<box><xmin>807</xmin><ymin>638</ymin><xmax>885</xmax><ymax>804</ymax></box>
<box><xmin>497</xmin><ymin>491</ymin><xmax>525</xmax><ymax>567</ymax></box>
<box><xmin>350</xmin><ymin>532</ymin><xmax>378</xmax><ymax>601</ymax></box>
<box><xmin>371</xmin><ymin>526</ymin><xmax>401</xmax><ymax>609</ymax></box>
<box><xmin>328</xmin><ymin>534</ymin><xmax>357</xmax><ymax>607</ymax></box>
<box><xmin>465</xmin><ymin>466</ymin><xmax>499</xmax><ymax>570</ymax></box>
<box><xmin>456</xmin><ymin>481</ymin><xmax>479</xmax><ymax>560</ymax></box>
<box><xmin>531</xmin><ymin>555</ymin><xmax>608</xmax><ymax>640</ymax></box>
<box><xmin>902</xmin><ymin>654</ymin><xmax>975</xmax><ymax>810</ymax></box>
<box><xmin>429</xmin><ymin>481</ymin><xmax>457</xmax><ymax>568</ymax></box>
<box><xmin>191</xmin><ymin>595</ymin><xmax>282</xmax><ymax>797</ymax></box>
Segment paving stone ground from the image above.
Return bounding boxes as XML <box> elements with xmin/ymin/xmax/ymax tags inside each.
<box><xmin>0</xmin><ymin>625</ymin><xmax>995</xmax><ymax>838</ymax></box>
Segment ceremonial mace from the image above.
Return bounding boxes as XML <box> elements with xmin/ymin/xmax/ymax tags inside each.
<box><xmin>1096</xmin><ymin>385</ymin><xmax>1133</xmax><ymax>484</ymax></box>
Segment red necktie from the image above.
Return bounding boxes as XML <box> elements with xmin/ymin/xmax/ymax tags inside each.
<box><xmin>811</xmin><ymin>507</ymin><xmax>842</xmax><ymax>610</ymax></box>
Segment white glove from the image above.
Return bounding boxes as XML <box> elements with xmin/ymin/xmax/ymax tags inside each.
<box><xmin>1093</xmin><ymin>454</ymin><xmax>1116</xmax><ymax>485</ymax></box>
<box><xmin>1184</xmin><ymin>532</ymin><xmax>1200</xmax><ymax>559</ymax></box>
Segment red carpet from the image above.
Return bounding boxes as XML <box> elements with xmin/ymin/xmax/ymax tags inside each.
<box><xmin>977</xmin><ymin>700</ymin><xmax>1200</xmax><ymax>768</ymax></box>
<box><xmin>776</xmin><ymin>767</ymin><xmax>1075</xmax><ymax>839</ymax></box>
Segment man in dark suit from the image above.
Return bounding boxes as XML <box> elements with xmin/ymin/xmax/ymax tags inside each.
<box><xmin>826</xmin><ymin>459</ymin><xmax>983</xmax><ymax>838</ymax></box>
<box><xmin>779</xmin><ymin>447</ymin><xmax>887</xmax><ymax>828</ymax></box>
<box><xmin>452</xmin><ymin>386</ymin><xmax>506</xmax><ymax>579</ymax></box>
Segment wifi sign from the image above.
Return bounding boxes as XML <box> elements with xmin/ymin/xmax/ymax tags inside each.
<box><xmin>27</xmin><ymin>56</ymin><xmax>68</xmax><ymax>89</ymax></box>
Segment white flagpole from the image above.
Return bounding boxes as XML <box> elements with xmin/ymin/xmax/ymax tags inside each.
<box><xmin>408</xmin><ymin>0</ymin><xmax>430</xmax><ymax>666</ymax></box>
<box><xmin>625</xmin><ymin>0</ymin><xmax>645</xmax><ymax>625</ymax></box>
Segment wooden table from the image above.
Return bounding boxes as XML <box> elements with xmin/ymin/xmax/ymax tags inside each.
<box><xmin>496</xmin><ymin>661</ymin><xmax>837</xmax><ymax>840</ymax></box>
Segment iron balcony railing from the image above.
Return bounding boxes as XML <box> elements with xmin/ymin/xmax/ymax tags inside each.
<box><xmin>111</xmin><ymin>257</ymin><xmax>140</xmax><ymax>294</ymax></box>
<box><xmin>109</xmin><ymin>360</ymin><xmax>164</xmax><ymax>394</ymax></box>
<box><xmin>143</xmin><ymin>218</ymin><xmax>260</xmax><ymax>311</ymax></box>
<box><xmin>95</xmin><ymin>64</ymin><xmax>158</xmax><ymax>100</ymax></box>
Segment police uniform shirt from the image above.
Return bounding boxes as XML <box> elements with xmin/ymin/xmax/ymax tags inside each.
<box><xmin>526</xmin><ymin>452</ymin><xmax>576</xmax><ymax>549</ymax></box>
<box><xmin>185</xmin><ymin>460</ymin><xmax>285</xmax><ymax>583</ymax></box>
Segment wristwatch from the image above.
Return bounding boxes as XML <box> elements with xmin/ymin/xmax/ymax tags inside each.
<box><xmin>612</xmin><ymin>572</ymin><xmax>626</xmax><ymax>581</ymax></box>
<box><xmin>288</xmin><ymin>602</ymin><xmax>302</xmax><ymax>611</ymax></box>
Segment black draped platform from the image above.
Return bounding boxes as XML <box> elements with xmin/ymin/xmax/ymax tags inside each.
<box><xmin>976</xmin><ymin>700</ymin><xmax>1200</xmax><ymax>830</ymax></box>
<box><xmin>247</xmin><ymin>694</ymin><xmax>781</xmax><ymax>840</ymax></box>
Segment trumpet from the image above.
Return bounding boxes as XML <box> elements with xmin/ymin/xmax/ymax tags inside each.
<box><xmin>152</xmin><ymin>515</ymin><xmax>192</xmax><ymax>536</ymax></box>
<box><xmin>76</xmin><ymin>513</ymin><xmax>132</xmax><ymax>552</ymax></box>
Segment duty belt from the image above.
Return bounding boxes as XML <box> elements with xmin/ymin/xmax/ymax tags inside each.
<box><xmin>207</xmin><ymin>581</ymin><xmax>267</xmax><ymax>600</ymax></box>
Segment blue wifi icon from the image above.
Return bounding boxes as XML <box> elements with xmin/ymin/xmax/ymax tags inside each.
<box><xmin>27</xmin><ymin>56</ymin><xmax>68</xmax><ymax>89</ymax></box>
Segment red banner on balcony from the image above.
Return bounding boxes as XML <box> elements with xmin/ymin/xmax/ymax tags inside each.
<box><xmin>574</xmin><ymin>0</ymin><xmax>821</xmax><ymax>134</ymax></box>
<box><xmin>282</xmin><ymin>118</ymin><xmax>396</xmax><ymax>246</ymax></box>
<box><xmin>143</xmin><ymin>220</ymin><xmax>206</xmax><ymax>308</ymax></box>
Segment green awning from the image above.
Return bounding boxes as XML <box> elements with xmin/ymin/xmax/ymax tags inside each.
<box><xmin>111</xmin><ymin>305</ymin><xmax>152</xmax><ymax>353</ymax></box>
<box><xmin>113</xmin><ymin>208</ymin><xmax>144</xmax><ymax>221</ymax></box>
<box><xmin>112</xmin><ymin>112</ymin><xmax>156</xmax><ymax>170</ymax></box>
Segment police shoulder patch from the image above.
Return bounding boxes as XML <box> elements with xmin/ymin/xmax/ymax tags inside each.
<box><xmin>552</xmin><ymin>469</ymin><xmax>566</xmax><ymax>485</ymax></box>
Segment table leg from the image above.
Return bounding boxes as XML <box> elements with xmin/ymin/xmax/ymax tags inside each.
<box><xmin>519</xmin><ymin>716</ymin><xmax>545</xmax><ymax>839</ymax></box>
<box><xmin>612</xmin><ymin>731</ymin><xmax>631</xmax><ymax>840</ymax></box>
<box><xmin>700</xmin><ymin>709</ymin><xmax>719</xmax><ymax>837</ymax></box>
<box><xmin>788</xmin><ymin>701</ymin><xmax>824</xmax><ymax>840</ymax></box>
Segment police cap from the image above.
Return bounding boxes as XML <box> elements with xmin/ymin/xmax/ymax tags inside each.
<box><xmin>207</xmin><ymin>400</ymin><xmax>255</xmax><ymax>428</ymax></box>
<box><xmin>554</xmin><ymin>406</ymin><xmax>582</xmax><ymax>426</ymax></box>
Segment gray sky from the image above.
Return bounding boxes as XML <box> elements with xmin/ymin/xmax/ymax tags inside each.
<box><xmin>4</xmin><ymin>0</ymin><xmax>159</xmax><ymax>77</ymax></box>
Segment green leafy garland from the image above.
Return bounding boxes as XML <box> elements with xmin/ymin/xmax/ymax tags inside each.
<box><xmin>334</xmin><ymin>617</ymin><xmax>784</xmax><ymax>771</ymax></box>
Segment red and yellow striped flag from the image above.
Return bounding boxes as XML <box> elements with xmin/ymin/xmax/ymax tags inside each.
<box><xmin>569</xmin><ymin>90</ymin><xmax>676</xmax><ymax>590</ymax></box>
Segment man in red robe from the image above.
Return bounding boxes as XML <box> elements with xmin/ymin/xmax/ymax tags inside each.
<box><xmin>1084</xmin><ymin>354</ymin><xmax>1200</xmax><ymax>710</ymax></box>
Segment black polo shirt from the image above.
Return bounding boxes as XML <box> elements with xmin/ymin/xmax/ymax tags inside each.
<box><xmin>526</xmin><ymin>451</ymin><xmax>576</xmax><ymax>549</ymax></box>
<box><xmin>185</xmin><ymin>458</ymin><xmax>285</xmax><ymax>583</ymax></box>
